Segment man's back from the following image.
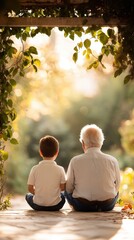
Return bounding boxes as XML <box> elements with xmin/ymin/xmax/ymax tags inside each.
<box><xmin>66</xmin><ymin>147</ymin><xmax>120</xmax><ymax>201</ymax></box>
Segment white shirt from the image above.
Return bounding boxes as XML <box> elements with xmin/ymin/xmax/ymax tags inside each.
<box><xmin>66</xmin><ymin>147</ymin><xmax>121</xmax><ymax>201</ymax></box>
<box><xmin>27</xmin><ymin>160</ymin><xmax>66</xmax><ymax>206</ymax></box>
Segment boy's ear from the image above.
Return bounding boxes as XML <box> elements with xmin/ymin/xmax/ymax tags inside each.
<box><xmin>39</xmin><ymin>150</ymin><xmax>42</xmax><ymax>157</ymax></box>
<box><xmin>55</xmin><ymin>150</ymin><xmax>59</xmax><ymax>156</ymax></box>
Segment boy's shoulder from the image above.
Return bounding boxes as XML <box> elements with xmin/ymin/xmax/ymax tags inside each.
<box><xmin>56</xmin><ymin>164</ymin><xmax>65</xmax><ymax>172</ymax></box>
<box><xmin>30</xmin><ymin>164</ymin><xmax>38</xmax><ymax>171</ymax></box>
<box><xmin>57</xmin><ymin>164</ymin><xmax>64</xmax><ymax>169</ymax></box>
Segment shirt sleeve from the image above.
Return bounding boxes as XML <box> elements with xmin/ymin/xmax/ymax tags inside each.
<box><xmin>60</xmin><ymin>167</ymin><xmax>66</xmax><ymax>184</ymax></box>
<box><xmin>114</xmin><ymin>160</ymin><xmax>121</xmax><ymax>192</ymax></box>
<box><xmin>27</xmin><ymin>166</ymin><xmax>36</xmax><ymax>185</ymax></box>
<box><xmin>66</xmin><ymin>159</ymin><xmax>75</xmax><ymax>193</ymax></box>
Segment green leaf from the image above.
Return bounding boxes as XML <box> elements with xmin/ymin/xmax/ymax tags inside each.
<box><xmin>33</xmin><ymin>59</ymin><xmax>41</xmax><ymax>67</ymax></box>
<box><xmin>87</xmin><ymin>48</ymin><xmax>92</xmax><ymax>54</ymax></box>
<box><xmin>7</xmin><ymin>99</ymin><xmax>13</xmax><ymax>108</ymax></box>
<box><xmin>85</xmin><ymin>53</ymin><xmax>90</xmax><ymax>60</ymax></box>
<box><xmin>6</xmin><ymin>83</ymin><xmax>12</xmax><ymax>93</ymax></box>
<box><xmin>10</xmin><ymin>79</ymin><xmax>16</xmax><ymax>86</ymax></box>
<box><xmin>64</xmin><ymin>32</ymin><xmax>68</xmax><ymax>38</ymax></box>
<box><xmin>2</xmin><ymin>113</ymin><xmax>8</xmax><ymax>123</ymax></box>
<box><xmin>9</xmin><ymin>111</ymin><xmax>17</xmax><ymax>121</ymax></box>
<box><xmin>101</xmin><ymin>46</ymin><xmax>109</xmax><ymax>56</ymax></box>
<box><xmin>114</xmin><ymin>69</ymin><xmax>123</xmax><ymax>78</ymax></box>
<box><xmin>3</xmin><ymin>132</ymin><xmax>8</xmax><ymax>141</ymax></box>
<box><xmin>0</xmin><ymin>150</ymin><xmax>8</xmax><ymax>161</ymax></box>
<box><xmin>78</xmin><ymin>42</ymin><xmax>83</xmax><ymax>48</ymax></box>
<box><xmin>6</xmin><ymin>39</ymin><xmax>13</xmax><ymax>44</ymax></box>
<box><xmin>22</xmin><ymin>33</ymin><xmax>27</xmax><ymax>41</ymax></box>
<box><xmin>83</xmin><ymin>50</ymin><xmax>87</xmax><ymax>56</ymax></box>
<box><xmin>19</xmin><ymin>71</ymin><xmax>24</xmax><ymax>77</ymax></box>
<box><xmin>117</xmin><ymin>198</ymin><xmax>123</xmax><ymax>205</ymax></box>
<box><xmin>6</xmin><ymin>128</ymin><xmax>13</xmax><ymax>138</ymax></box>
<box><xmin>124</xmin><ymin>75</ymin><xmax>131</xmax><ymax>84</ymax></box>
<box><xmin>85</xmin><ymin>27</ymin><xmax>92</xmax><ymax>34</ymax></box>
<box><xmin>16</xmin><ymin>32</ymin><xmax>21</xmax><ymax>39</ymax></box>
<box><xmin>93</xmin><ymin>61</ymin><xmax>99</xmax><ymax>68</ymax></box>
<box><xmin>74</xmin><ymin>46</ymin><xmax>78</xmax><ymax>52</ymax></box>
<box><xmin>10</xmin><ymin>138</ymin><xmax>18</xmax><ymax>145</ymax></box>
<box><xmin>69</xmin><ymin>32</ymin><xmax>74</xmax><ymax>40</ymax></box>
<box><xmin>84</xmin><ymin>39</ymin><xmax>91</xmax><ymax>49</ymax></box>
<box><xmin>87</xmin><ymin>62</ymin><xmax>94</xmax><ymax>70</ymax></box>
<box><xmin>107</xmin><ymin>28</ymin><xmax>115</xmax><ymax>37</ymax></box>
<box><xmin>31</xmin><ymin>29</ymin><xmax>37</xmax><ymax>37</ymax></box>
<box><xmin>23</xmin><ymin>59</ymin><xmax>30</xmax><ymax>67</ymax></box>
<box><xmin>73</xmin><ymin>52</ymin><xmax>78</xmax><ymax>63</ymax></box>
<box><xmin>75</xmin><ymin>31</ymin><xmax>82</xmax><ymax>37</ymax></box>
<box><xmin>98</xmin><ymin>54</ymin><xmax>103</xmax><ymax>62</ymax></box>
<box><xmin>24</xmin><ymin>51</ymin><xmax>30</xmax><ymax>57</ymax></box>
<box><xmin>99</xmin><ymin>32</ymin><xmax>108</xmax><ymax>45</ymax></box>
<box><xmin>8</xmin><ymin>47</ymin><xmax>17</xmax><ymax>58</ymax></box>
<box><xmin>29</xmin><ymin>46</ymin><xmax>38</xmax><ymax>55</ymax></box>
<box><xmin>43</xmin><ymin>28</ymin><xmax>51</xmax><ymax>36</ymax></box>
<box><xmin>25</xmin><ymin>27</ymin><xmax>30</xmax><ymax>33</ymax></box>
<box><xmin>12</xmin><ymin>68</ymin><xmax>18</xmax><ymax>77</ymax></box>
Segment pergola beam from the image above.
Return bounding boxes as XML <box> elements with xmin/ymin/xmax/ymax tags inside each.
<box><xmin>0</xmin><ymin>16</ymin><xmax>127</xmax><ymax>27</ymax></box>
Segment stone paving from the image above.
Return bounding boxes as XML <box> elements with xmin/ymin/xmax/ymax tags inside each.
<box><xmin>0</xmin><ymin>196</ymin><xmax>134</xmax><ymax>240</ymax></box>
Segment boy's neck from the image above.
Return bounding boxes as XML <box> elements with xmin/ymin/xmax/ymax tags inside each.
<box><xmin>43</xmin><ymin>156</ymin><xmax>56</xmax><ymax>161</ymax></box>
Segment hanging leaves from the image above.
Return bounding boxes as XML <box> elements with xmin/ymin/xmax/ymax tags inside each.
<box><xmin>0</xmin><ymin>26</ymin><xmax>42</xmax><ymax>209</ymax></box>
<box><xmin>72</xmin><ymin>52</ymin><xmax>78</xmax><ymax>62</ymax></box>
<box><xmin>84</xmin><ymin>39</ymin><xmax>91</xmax><ymax>48</ymax></box>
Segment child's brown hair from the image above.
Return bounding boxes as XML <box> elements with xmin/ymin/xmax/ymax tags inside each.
<box><xmin>39</xmin><ymin>135</ymin><xmax>59</xmax><ymax>158</ymax></box>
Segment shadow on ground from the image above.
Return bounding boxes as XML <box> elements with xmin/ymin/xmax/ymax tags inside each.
<box><xmin>0</xmin><ymin>195</ymin><xmax>133</xmax><ymax>240</ymax></box>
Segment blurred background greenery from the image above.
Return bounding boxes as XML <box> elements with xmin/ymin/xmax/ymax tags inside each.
<box><xmin>6</xmin><ymin>28</ymin><xmax>134</xmax><ymax>204</ymax></box>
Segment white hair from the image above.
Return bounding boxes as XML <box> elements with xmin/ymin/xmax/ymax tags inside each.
<box><xmin>79</xmin><ymin>124</ymin><xmax>105</xmax><ymax>148</ymax></box>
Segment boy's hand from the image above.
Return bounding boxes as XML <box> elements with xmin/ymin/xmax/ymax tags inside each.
<box><xmin>28</xmin><ymin>184</ymin><xmax>35</xmax><ymax>194</ymax></box>
<box><xmin>60</xmin><ymin>183</ymin><xmax>66</xmax><ymax>191</ymax></box>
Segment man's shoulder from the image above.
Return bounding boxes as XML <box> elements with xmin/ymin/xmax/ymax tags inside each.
<box><xmin>101</xmin><ymin>151</ymin><xmax>118</xmax><ymax>162</ymax></box>
<box><xmin>71</xmin><ymin>153</ymin><xmax>85</xmax><ymax>162</ymax></box>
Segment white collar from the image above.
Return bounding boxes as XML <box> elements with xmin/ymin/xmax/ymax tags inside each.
<box><xmin>85</xmin><ymin>147</ymin><xmax>101</xmax><ymax>153</ymax></box>
<box><xmin>39</xmin><ymin>160</ymin><xmax>56</xmax><ymax>164</ymax></box>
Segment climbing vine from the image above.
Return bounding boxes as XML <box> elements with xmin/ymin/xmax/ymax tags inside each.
<box><xmin>0</xmin><ymin>26</ymin><xmax>51</xmax><ymax>209</ymax></box>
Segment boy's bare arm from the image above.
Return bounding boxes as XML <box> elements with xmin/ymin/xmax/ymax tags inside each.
<box><xmin>28</xmin><ymin>184</ymin><xmax>35</xmax><ymax>194</ymax></box>
<box><xmin>60</xmin><ymin>183</ymin><xmax>66</xmax><ymax>191</ymax></box>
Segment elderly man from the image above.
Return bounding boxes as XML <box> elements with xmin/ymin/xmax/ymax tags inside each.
<box><xmin>65</xmin><ymin>124</ymin><xmax>121</xmax><ymax>212</ymax></box>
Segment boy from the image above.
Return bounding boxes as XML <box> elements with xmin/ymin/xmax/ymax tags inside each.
<box><xmin>25</xmin><ymin>135</ymin><xmax>66</xmax><ymax>211</ymax></box>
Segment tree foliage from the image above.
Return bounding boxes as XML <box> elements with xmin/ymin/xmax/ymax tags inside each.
<box><xmin>119</xmin><ymin>111</ymin><xmax>134</xmax><ymax>156</ymax></box>
<box><xmin>1</xmin><ymin>0</ymin><xmax>134</xmax><ymax>83</ymax></box>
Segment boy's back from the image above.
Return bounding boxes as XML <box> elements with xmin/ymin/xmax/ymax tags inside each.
<box><xmin>28</xmin><ymin>160</ymin><xmax>66</xmax><ymax>206</ymax></box>
<box><xmin>25</xmin><ymin>135</ymin><xmax>66</xmax><ymax>211</ymax></box>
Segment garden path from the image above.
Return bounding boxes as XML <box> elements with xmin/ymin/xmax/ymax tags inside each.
<box><xmin>0</xmin><ymin>195</ymin><xmax>134</xmax><ymax>240</ymax></box>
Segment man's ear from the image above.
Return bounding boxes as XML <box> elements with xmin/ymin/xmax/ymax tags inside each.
<box><xmin>82</xmin><ymin>140</ymin><xmax>87</xmax><ymax>152</ymax></box>
<box><xmin>82</xmin><ymin>140</ymin><xmax>85</xmax><ymax>149</ymax></box>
